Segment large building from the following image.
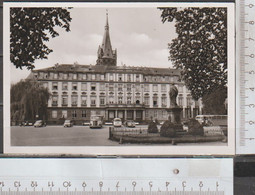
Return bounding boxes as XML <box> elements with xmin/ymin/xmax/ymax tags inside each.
<box><xmin>29</xmin><ymin>14</ymin><xmax>203</xmax><ymax>125</ymax></box>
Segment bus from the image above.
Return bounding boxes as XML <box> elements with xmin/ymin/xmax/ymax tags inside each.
<box><xmin>89</xmin><ymin>115</ymin><xmax>103</xmax><ymax>128</ymax></box>
<box><xmin>195</xmin><ymin>115</ymin><xmax>227</xmax><ymax>126</ymax></box>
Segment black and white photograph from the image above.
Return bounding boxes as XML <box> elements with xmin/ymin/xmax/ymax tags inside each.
<box><xmin>3</xmin><ymin>2</ymin><xmax>235</xmax><ymax>155</ymax></box>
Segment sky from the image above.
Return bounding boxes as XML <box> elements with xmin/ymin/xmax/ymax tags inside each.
<box><xmin>11</xmin><ymin>7</ymin><xmax>177</xmax><ymax>83</ymax></box>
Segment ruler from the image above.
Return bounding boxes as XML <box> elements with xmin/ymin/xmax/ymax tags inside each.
<box><xmin>0</xmin><ymin>158</ymin><xmax>233</xmax><ymax>195</ymax></box>
<box><xmin>236</xmin><ymin>0</ymin><xmax>255</xmax><ymax>154</ymax></box>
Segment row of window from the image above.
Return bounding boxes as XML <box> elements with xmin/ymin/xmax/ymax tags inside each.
<box><xmin>51</xmin><ymin>95</ymin><xmax>194</xmax><ymax>107</ymax></box>
<box><xmin>51</xmin><ymin>110</ymin><xmax>87</xmax><ymax>119</ymax></box>
<box><xmin>48</xmin><ymin>82</ymin><xmax>185</xmax><ymax>93</ymax></box>
<box><xmin>36</xmin><ymin>72</ymin><xmax>179</xmax><ymax>83</ymax></box>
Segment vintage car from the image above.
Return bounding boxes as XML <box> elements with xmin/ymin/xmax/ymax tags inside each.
<box><xmin>123</xmin><ymin>120</ymin><xmax>136</xmax><ymax>128</ymax></box>
<box><xmin>113</xmin><ymin>118</ymin><xmax>122</xmax><ymax>127</ymax></box>
<box><xmin>34</xmin><ymin>120</ymin><xmax>46</xmax><ymax>127</ymax></box>
<box><xmin>90</xmin><ymin>115</ymin><xmax>103</xmax><ymax>128</ymax></box>
<box><xmin>63</xmin><ymin>120</ymin><xmax>73</xmax><ymax>127</ymax></box>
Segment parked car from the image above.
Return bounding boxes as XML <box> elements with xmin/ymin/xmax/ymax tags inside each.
<box><xmin>19</xmin><ymin>121</ymin><xmax>33</xmax><ymax>126</ymax></box>
<box><xmin>124</xmin><ymin>120</ymin><xmax>136</xmax><ymax>128</ymax></box>
<box><xmin>90</xmin><ymin>115</ymin><xmax>103</xmax><ymax>128</ymax></box>
<box><xmin>34</xmin><ymin>120</ymin><xmax>46</xmax><ymax>127</ymax></box>
<box><xmin>113</xmin><ymin>118</ymin><xmax>122</xmax><ymax>127</ymax></box>
<box><xmin>63</xmin><ymin>120</ymin><xmax>73</xmax><ymax>127</ymax></box>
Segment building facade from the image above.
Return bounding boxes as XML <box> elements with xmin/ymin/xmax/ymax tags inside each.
<box><xmin>29</xmin><ymin>15</ymin><xmax>203</xmax><ymax>125</ymax></box>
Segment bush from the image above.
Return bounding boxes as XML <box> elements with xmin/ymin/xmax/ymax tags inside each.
<box><xmin>187</xmin><ymin>119</ymin><xmax>204</xmax><ymax>136</ymax></box>
<box><xmin>160</xmin><ymin>120</ymin><xmax>176</xmax><ymax>137</ymax></box>
<box><xmin>148</xmin><ymin>121</ymin><xmax>158</xmax><ymax>133</ymax></box>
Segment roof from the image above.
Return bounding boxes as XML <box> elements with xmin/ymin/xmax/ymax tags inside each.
<box><xmin>32</xmin><ymin>64</ymin><xmax>181</xmax><ymax>76</ymax></box>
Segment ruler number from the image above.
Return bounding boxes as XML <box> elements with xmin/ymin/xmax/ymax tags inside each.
<box><xmin>0</xmin><ymin>182</ymin><xmax>4</xmax><ymax>187</ymax></box>
<box><xmin>249</xmin><ymin>21</ymin><xmax>255</xmax><ymax>25</ymax></box>
<box><xmin>249</xmin><ymin>37</ymin><xmax>255</xmax><ymax>41</ymax></box>
<box><xmin>249</xmin><ymin>70</ymin><xmax>255</xmax><ymax>74</ymax></box>
<box><xmin>14</xmin><ymin>181</ymin><xmax>21</xmax><ymax>188</ymax></box>
<box><xmin>48</xmin><ymin>181</ymin><xmax>54</xmax><ymax>187</ymax></box>
<box><xmin>248</xmin><ymin>104</ymin><xmax>255</xmax><ymax>108</ymax></box>
<box><xmin>250</xmin><ymin>88</ymin><xmax>254</xmax><ymax>91</ymax></box>
<box><xmin>31</xmin><ymin>181</ymin><xmax>38</xmax><ymax>188</ymax></box>
<box><xmin>63</xmin><ymin>181</ymin><xmax>71</xmax><ymax>188</ymax></box>
<box><xmin>248</xmin><ymin>4</ymin><xmax>254</xmax><ymax>8</ymax></box>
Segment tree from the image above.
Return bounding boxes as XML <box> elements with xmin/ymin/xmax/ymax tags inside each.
<box><xmin>159</xmin><ymin>8</ymin><xmax>227</xmax><ymax>101</ymax></box>
<box><xmin>11</xmin><ymin>79</ymin><xmax>51</xmax><ymax>124</ymax></box>
<box><xmin>202</xmin><ymin>87</ymin><xmax>227</xmax><ymax>114</ymax></box>
<box><xmin>10</xmin><ymin>8</ymin><xmax>72</xmax><ymax>70</ymax></box>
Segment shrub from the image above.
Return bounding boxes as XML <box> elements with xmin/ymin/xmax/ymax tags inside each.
<box><xmin>148</xmin><ymin>121</ymin><xmax>158</xmax><ymax>133</ymax></box>
<box><xmin>160</xmin><ymin>120</ymin><xmax>176</xmax><ymax>137</ymax></box>
<box><xmin>187</xmin><ymin>119</ymin><xmax>204</xmax><ymax>136</ymax></box>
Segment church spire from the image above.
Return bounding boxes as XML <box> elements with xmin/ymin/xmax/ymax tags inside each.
<box><xmin>96</xmin><ymin>11</ymin><xmax>117</xmax><ymax>66</ymax></box>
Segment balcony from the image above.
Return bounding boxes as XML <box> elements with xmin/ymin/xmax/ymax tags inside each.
<box><xmin>105</xmin><ymin>103</ymin><xmax>146</xmax><ymax>108</ymax></box>
<box><xmin>62</xmin><ymin>103</ymin><xmax>68</xmax><ymax>107</ymax></box>
<box><xmin>52</xmin><ymin>102</ymin><xmax>58</xmax><ymax>107</ymax></box>
<box><xmin>71</xmin><ymin>103</ymin><xmax>77</xmax><ymax>107</ymax></box>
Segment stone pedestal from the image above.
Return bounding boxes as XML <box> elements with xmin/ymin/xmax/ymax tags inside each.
<box><xmin>160</xmin><ymin>106</ymin><xmax>183</xmax><ymax>138</ymax></box>
<box><xmin>166</xmin><ymin>106</ymin><xmax>183</xmax><ymax>124</ymax></box>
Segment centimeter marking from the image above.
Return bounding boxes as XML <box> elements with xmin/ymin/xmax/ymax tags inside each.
<box><xmin>237</xmin><ymin>0</ymin><xmax>255</xmax><ymax>153</ymax></box>
<box><xmin>0</xmin><ymin>191</ymin><xmax>224</xmax><ymax>195</ymax></box>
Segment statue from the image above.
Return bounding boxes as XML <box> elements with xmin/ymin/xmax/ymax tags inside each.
<box><xmin>169</xmin><ymin>83</ymin><xmax>178</xmax><ymax>107</ymax></box>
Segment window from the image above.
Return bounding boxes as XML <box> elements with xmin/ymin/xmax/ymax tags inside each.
<box><xmin>101</xmin><ymin>75</ymin><xmax>105</xmax><ymax>80</ymax></box>
<box><xmin>127</xmin><ymin>84</ymin><xmax>132</xmax><ymax>91</ymax></box>
<box><xmin>187</xmin><ymin>96</ymin><xmax>192</xmax><ymax>107</ymax></box>
<box><xmin>73</xmin><ymin>74</ymin><xmax>77</xmax><ymax>80</ymax></box>
<box><xmin>127</xmin><ymin>74</ymin><xmax>131</xmax><ymax>82</ymax></box>
<box><xmin>109</xmin><ymin>84</ymin><xmax>114</xmax><ymax>91</ymax></box>
<box><xmin>81</xmin><ymin>96</ymin><xmax>87</xmax><ymax>106</ymax></box>
<box><xmin>118</xmin><ymin>96</ymin><xmax>123</xmax><ymax>104</ymax></box>
<box><xmin>52</xmin><ymin>96</ymin><xmax>58</xmax><ymax>106</ymax></box>
<box><xmin>118</xmin><ymin>74</ymin><xmax>122</xmax><ymax>81</ymax></box>
<box><xmin>153</xmin><ymin>84</ymin><xmax>158</xmax><ymax>92</ymax></box>
<box><xmin>62</xmin><ymin>110</ymin><xmax>67</xmax><ymax>118</ymax></box>
<box><xmin>109</xmin><ymin>73</ymin><xmax>113</xmax><ymax>81</ymax></box>
<box><xmin>72</xmin><ymin>83</ymin><xmax>77</xmax><ymax>90</ymax></box>
<box><xmin>100</xmin><ymin>97</ymin><xmax>105</xmax><ymax>105</ymax></box>
<box><xmin>81</xmin><ymin>83</ymin><xmax>87</xmax><ymax>91</ymax></box>
<box><xmin>52</xmin><ymin>82</ymin><xmax>58</xmax><ymax>90</ymax></box>
<box><xmin>127</xmin><ymin>97</ymin><xmax>132</xmax><ymax>104</ymax></box>
<box><xmin>63</xmin><ymin>74</ymin><xmax>68</xmax><ymax>79</ymax></box>
<box><xmin>100</xmin><ymin>83</ymin><xmax>105</xmax><ymax>91</ymax></box>
<box><xmin>135</xmin><ymin>84</ymin><xmax>140</xmax><ymax>92</ymax></box>
<box><xmin>91</xmin><ymin>84</ymin><xmax>96</xmax><ymax>91</ymax></box>
<box><xmin>69</xmin><ymin>73</ymin><xmax>73</xmax><ymax>80</ymax></box>
<box><xmin>54</xmin><ymin>73</ymin><xmax>58</xmax><ymax>79</ymax></box>
<box><xmin>52</xmin><ymin>110</ymin><xmax>57</xmax><ymax>119</ymax></box>
<box><xmin>153</xmin><ymin>96</ymin><xmax>158</xmax><ymax>107</ymax></box>
<box><xmin>136</xmin><ymin>74</ymin><xmax>140</xmax><ymax>82</ymax></box>
<box><xmin>161</xmin><ymin>84</ymin><xmax>166</xmax><ymax>92</ymax></box>
<box><xmin>145</xmin><ymin>110</ymin><xmax>149</xmax><ymax>118</ymax></box>
<box><xmin>144</xmin><ymin>97</ymin><xmax>149</xmax><ymax>105</ymax></box>
<box><xmin>154</xmin><ymin>110</ymin><xmax>157</xmax><ymax>118</ymax></box>
<box><xmin>82</xmin><ymin>110</ymin><xmax>86</xmax><ymax>118</ymax></box>
<box><xmin>178</xmin><ymin>96</ymin><xmax>183</xmax><ymax>106</ymax></box>
<box><xmin>72</xmin><ymin>110</ymin><xmax>77</xmax><ymax>118</ymax></box>
<box><xmin>92</xmin><ymin>74</ymin><xmax>96</xmax><ymax>80</ymax></box>
<box><xmin>83</xmin><ymin>74</ymin><xmax>86</xmax><ymax>80</ymax></box>
<box><xmin>109</xmin><ymin>96</ymin><xmax>114</xmax><ymax>104</ymax></box>
<box><xmin>62</xmin><ymin>96</ymin><xmax>68</xmax><ymax>106</ymax></box>
<box><xmin>161</xmin><ymin>97</ymin><xmax>167</xmax><ymax>107</ymax></box>
<box><xmin>71</xmin><ymin>96</ymin><xmax>78</xmax><ymax>106</ymax></box>
<box><xmin>44</xmin><ymin>73</ymin><xmax>48</xmax><ymax>79</ymax></box>
<box><xmin>91</xmin><ymin>97</ymin><xmax>96</xmax><ymax>105</ymax></box>
<box><xmin>62</xmin><ymin>82</ymin><xmax>68</xmax><ymax>90</ymax></box>
<box><xmin>144</xmin><ymin>84</ymin><xmax>149</xmax><ymax>92</ymax></box>
<box><xmin>118</xmin><ymin>84</ymin><xmax>123</xmax><ymax>91</ymax></box>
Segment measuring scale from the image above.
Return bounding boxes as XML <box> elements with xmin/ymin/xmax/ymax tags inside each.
<box><xmin>0</xmin><ymin>159</ymin><xmax>232</xmax><ymax>195</ymax></box>
<box><xmin>236</xmin><ymin>0</ymin><xmax>255</xmax><ymax>153</ymax></box>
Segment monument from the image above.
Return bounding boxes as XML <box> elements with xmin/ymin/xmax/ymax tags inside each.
<box><xmin>160</xmin><ymin>83</ymin><xmax>183</xmax><ymax>137</ymax></box>
<box><xmin>167</xmin><ymin>83</ymin><xmax>183</xmax><ymax>123</ymax></box>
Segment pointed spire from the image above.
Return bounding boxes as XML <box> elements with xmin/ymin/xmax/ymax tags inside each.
<box><xmin>96</xmin><ymin>10</ymin><xmax>117</xmax><ymax>66</ymax></box>
<box><xmin>101</xmin><ymin>11</ymin><xmax>113</xmax><ymax>58</ymax></box>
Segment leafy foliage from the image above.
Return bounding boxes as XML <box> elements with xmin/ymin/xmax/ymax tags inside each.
<box><xmin>148</xmin><ymin>121</ymin><xmax>158</xmax><ymax>133</ymax></box>
<box><xmin>159</xmin><ymin>7</ymin><xmax>227</xmax><ymax>100</ymax></box>
<box><xmin>202</xmin><ymin>87</ymin><xmax>227</xmax><ymax>114</ymax></box>
<box><xmin>11</xmin><ymin>79</ymin><xmax>51</xmax><ymax>123</ymax></box>
<box><xmin>187</xmin><ymin>118</ymin><xmax>204</xmax><ymax>136</ymax></box>
<box><xmin>10</xmin><ymin>8</ymin><xmax>72</xmax><ymax>70</ymax></box>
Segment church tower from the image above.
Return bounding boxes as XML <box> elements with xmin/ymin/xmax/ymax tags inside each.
<box><xmin>96</xmin><ymin>12</ymin><xmax>117</xmax><ymax>66</ymax></box>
